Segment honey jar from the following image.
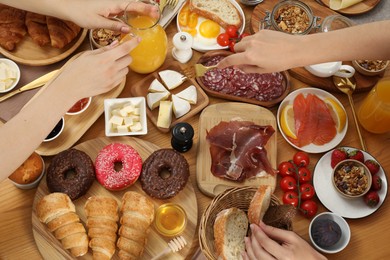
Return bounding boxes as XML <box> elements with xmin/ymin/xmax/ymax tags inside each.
<box><xmin>155</xmin><ymin>203</ymin><xmax>187</xmax><ymax>237</ymax></box>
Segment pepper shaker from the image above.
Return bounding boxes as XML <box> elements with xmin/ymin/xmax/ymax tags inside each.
<box><xmin>172</xmin><ymin>32</ymin><xmax>193</xmax><ymax>64</ymax></box>
<box><xmin>171</xmin><ymin>122</ymin><xmax>194</xmax><ymax>153</ymax></box>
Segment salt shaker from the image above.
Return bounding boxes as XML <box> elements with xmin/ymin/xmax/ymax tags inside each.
<box><xmin>172</xmin><ymin>32</ymin><xmax>193</xmax><ymax>64</ymax></box>
<box><xmin>171</xmin><ymin>122</ymin><xmax>194</xmax><ymax>153</ymax></box>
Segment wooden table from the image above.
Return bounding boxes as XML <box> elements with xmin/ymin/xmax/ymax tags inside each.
<box><xmin>1</xmin><ymin>2</ymin><xmax>390</xmax><ymax>259</ymax></box>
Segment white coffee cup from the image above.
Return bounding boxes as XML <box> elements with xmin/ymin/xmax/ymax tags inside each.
<box><xmin>305</xmin><ymin>61</ymin><xmax>355</xmax><ymax>78</ymax></box>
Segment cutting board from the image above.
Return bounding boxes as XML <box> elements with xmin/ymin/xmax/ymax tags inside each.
<box><xmin>32</xmin><ymin>137</ymin><xmax>198</xmax><ymax>260</ymax></box>
<box><xmin>250</xmin><ymin>0</ymin><xmax>381</xmax><ymax>93</ymax></box>
<box><xmin>319</xmin><ymin>0</ymin><xmax>381</xmax><ymax>15</ymax></box>
<box><xmin>196</xmin><ymin>103</ymin><xmax>277</xmax><ymax>197</ymax></box>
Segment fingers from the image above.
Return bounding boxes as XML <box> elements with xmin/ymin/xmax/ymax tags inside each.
<box><xmin>245</xmin><ymin>229</ymin><xmax>275</xmax><ymax>260</ymax></box>
<box><xmin>217</xmin><ymin>52</ymin><xmax>248</xmax><ymax>69</ymax></box>
<box><xmin>124</xmin><ymin>1</ymin><xmax>160</xmax><ymax>19</ymax></box>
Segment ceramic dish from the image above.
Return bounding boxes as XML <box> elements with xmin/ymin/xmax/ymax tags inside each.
<box><xmin>160</xmin><ymin>0</ymin><xmax>186</xmax><ymax>28</ymax></box>
<box><xmin>176</xmin><ymin>0</ymin><xmax>245</xmax><ymax>52</ymax></box>
<box><xmin>313</xmin><ymin>147</ymin><xmax>388</xmax><ymax>218</ymax></box>
<box><xmin>0</xmin><ymin>58</ymin><xmax>21</xmax><ymax>93</ymax></box>
<box><xmin>277</xmin><ymin>87</ymin><xmax>348</xmax><ymax>153</ymax></box>
<box><xmin>319</xmin><ymin>0</ymin><xmax>381</xmax><ymax>15</ymax></box>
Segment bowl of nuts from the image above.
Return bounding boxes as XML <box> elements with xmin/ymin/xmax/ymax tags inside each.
<box><xmin>332</xmin><ymin>159</ymin><xmax>372</xmax><ymax>199</ymax></box>
<box><xmin>352</xmin><ymin>60</ymin><xmax>389</xmax><ymax>76</ymax></box>
<box><xmin>89</xmin><ymin>17</ymin><xmax>123</xmax><ymax>49</ymax></box>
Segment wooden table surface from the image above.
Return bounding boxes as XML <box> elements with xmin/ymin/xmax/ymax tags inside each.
<box><xmin>1</xmin><ymin>2</ymin><xmax>390</xmax><ymax>259</ymax></box>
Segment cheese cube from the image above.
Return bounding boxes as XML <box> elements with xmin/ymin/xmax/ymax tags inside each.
<box><xmin>117</xmin><ymin>125</ymin><xmax>129</xmax><ymax>133</ymax></box>
<box><xmin>111</xmin><ymin>108</ymin><xmax>122</xmax><ymax>116</ymax></box>
<box><xmin>130</xmin><ymin>122</ymin><xmax>142</xmax><ymax>132</ymax></box>
<box><xmin>109</xmin><ymin>115</ymin><xmax>123</xmax><ymax>126</ymax></box>
<box><xmin>157</xmin><ymin>101</ymin><xmax>172</xmax><ymax>128</ymax></box>
<box><xmin>124</xmin><ymin>117</ymin><xmax>134</xmax><ymax>126</ymax></box>
<box><xmin>121</xmin><ymin>104</ymin><xmax>135</xmax><ymax>115</ymax></box>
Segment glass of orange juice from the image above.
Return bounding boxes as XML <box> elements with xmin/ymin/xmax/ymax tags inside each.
<box><xmin>121</xmin><ymin>0</ymin><xmax>167</xmax><ymax>74</ymax></box>
<box><xmin>357</xmin><ymin>77</ymin><xmax>390</xmax><ymax>134</ymax></box>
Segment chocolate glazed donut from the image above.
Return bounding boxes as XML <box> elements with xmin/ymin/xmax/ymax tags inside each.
<box><xmin>47</xmin><ymin>149</ymin><xmax>95</xmax><ymax>200</ymax></box>
<box><xmin>140</xmin><ymin>149</ymin><xmax>189</xmax><ymax>199</ymax></box>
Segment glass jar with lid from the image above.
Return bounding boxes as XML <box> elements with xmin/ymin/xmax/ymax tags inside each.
<box><xmin>320</xmin><ymin>14</ymin><xmax>354</xmax><ymax>32</ymax></box>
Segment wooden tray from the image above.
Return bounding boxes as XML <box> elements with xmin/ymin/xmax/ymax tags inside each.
<box><xmin>0</xmin><ymin>29</ymin><xmax>87</xmax><ymax>66</ymax></box>
<box><xmin>196</xmin><ymin>103</ymin><xmax>277</xmax><ymax>197</ymax></box>
<box><xmin>130</xmin><ymin>62</ymin><xmax>209</xmax><ymax>133</ymax></box>
<box><xmin>250</xmin><ymin>0</ymin><xmax>380</xmax><ymax>93</ymax></box>
<box><xmin>319</xmin><ymin>0</ymin><xmax>381</xmax><ymax>15</ymax></box>
<box><xmin>195</xmin><ymin>50</ymin><xmax>290</xmax><ymax>108</ymax></box>
<box><xmin>32</xmin><ymin>136</ymin><xmax>198</xmax><ymax>260</ymax></box>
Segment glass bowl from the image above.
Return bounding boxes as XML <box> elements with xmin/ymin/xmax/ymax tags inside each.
<box><xmin>320</xmin><ymin>14</ymin><xmax>354</xmax><ymax>32</ymax></box>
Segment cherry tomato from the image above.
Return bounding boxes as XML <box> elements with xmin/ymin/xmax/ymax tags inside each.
<box><xmin>300</xmin><ymin>199</ymin><xmax>318</xmax><ymax>218</ymax></box>
<box><xmin>226</xmin><ymin>25</ymin><xmax>238</xmax><ymax>38</ymax></box>
<box><xmin>229</xmin><ymin>41</ymin><xmax>236</xmax><ymax>52</ymax></box>
<box><xmin>282</xmin><ymin>191</ymin><xmax>299</xmax><ymax>207</ymax></box>
<box><xmin>297</xmin><ymin>167</ymin><xmax>311</xmax><ymax>183</ymax></box>
<box><xmin>240</xmin><ymin>32</ymin><xmax>251</xmax><ymax>39</ymax></box>
<box><xmin>280</xmin><ymin>176</ymin><xmax>297</xmax><ymax>192</ymax></box>
<box><xmin>278</xmin><ymin>161</ymin><xmax>296</xmax><ymax>178</ymax></box>
<box><xmin>293</xmin><ymin>151</ymin><xmax>310</xmax><ymax>167</ymax></box>
<box><xmin>217</xmin><ymin>33</ymin><xmax>230</xmax><ymax>47</ymax></box>
<box><xmin>299</xmin><ymin>183</ymin><xmax>315</xmax><ymax>200</ymax></box>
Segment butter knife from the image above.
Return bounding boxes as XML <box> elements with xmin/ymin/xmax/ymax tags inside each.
<box><xmin>0</xmin><ymin>69</ymin><xmax>59</xmax><ymax>103</ymax></box>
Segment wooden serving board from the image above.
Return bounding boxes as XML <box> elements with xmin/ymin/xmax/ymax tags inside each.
<box><xmin>319</xmin><ymin>0</ymin><xmax>381</xmax><ymax>15</ymax></box>
<box><xmin>130</xmin><ymin>62</ymin><xmax>209</xmax><ymax>133</ymax></box>
<box><xmin>196</xmin><ymin>103</ymin><xmax>277</xmax><ymax>197</ymax></box>
<box><xmin>32</xmin><ymin>137</ymin><xmax>198</xmax><ymax>260</ymax></box>
<box><xmin>250</xmin><ymin>0</ymin><xmax>381</xmax><ymax>93</ymax></box>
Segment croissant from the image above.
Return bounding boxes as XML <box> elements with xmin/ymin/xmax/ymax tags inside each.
<box><xmin>46</xmin><ymin>16</ymin><xmax>80</xmax><ymax>49</ymax></box>
<box><xmin>25</xmin><ymin>12</ymin><xmax>50</xmax><ymax>46</ymax></box>
<box><xmin>0</xmin><ymin>4</ymin><xmax>26</xmax><ymax>51</ymax></box>
<box><xmin>36</xmin><ymin>192</ymin><xmax>88</xmax><ymax>257</ymax></box>
<box><xmin>117</xmin><ymin>191</ymin><xmax>155</xmax><ymax>260</ymax></box>
<box><xmin>85</xmin><ymin>196</ymin><xmax>119</xmax><ymax>260</ymax></box>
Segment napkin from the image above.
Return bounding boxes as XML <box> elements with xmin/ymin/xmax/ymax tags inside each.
<box><xmin>330</xmin><ymin>0</ymin><xmax>364</xmax><ymax>10</ymax></box>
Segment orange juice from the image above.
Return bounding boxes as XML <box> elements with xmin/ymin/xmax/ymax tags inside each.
<box><xmin>125</xmin><ymin>15</ymin><xmax>167</xmax><ymax>74</ymax></box>
<box><xmin>358</xmin><ymin>78</ymin><xmax>390</xmax><ymax>134</ymax></box>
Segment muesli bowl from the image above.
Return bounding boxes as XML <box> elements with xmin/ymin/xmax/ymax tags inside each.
<box><xmin>332</xmin><ymin>159</ymin><xmax>372</xmax><ymax>199</ymax></box>
<box><xmin>352</xmin><ymin>60</ymin><xmax>389</xmax><ymax>77</ymax></box>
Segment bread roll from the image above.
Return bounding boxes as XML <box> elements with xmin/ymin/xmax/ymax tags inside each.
<box><xmin>117</xmin><ymin>191</ymin><xmax>155</xmax><ymax>260</ymax></box>
<box><xmin>189</xmin><ymin>0</ymin><xmax>242</xmax><ymax>29</ymax></box>
<box><xmin>214</xmin><ymin>207</ymin><xmax>248</xmax><ymax>260</ymax></box>
<box><xmin>247</xmin><ymin>185</ymin><xmax>272</xmax><ymax>225</ymax></box>
<box><xmin>36</xmin><ymin>193</ymin><xmax>88</xmax><ymax>257</ymax></box>
<box><xmin>85</xmin><ymin>196</ymin><xmax>119</xmax><ymax>260</ymax></box>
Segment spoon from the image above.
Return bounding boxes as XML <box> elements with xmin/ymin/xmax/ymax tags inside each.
<box><xmin>333</xmin><ymin>75</ymin><xmax>367</xmax><ymax>151</ymax></box>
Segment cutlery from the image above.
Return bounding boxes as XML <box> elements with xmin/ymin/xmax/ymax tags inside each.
<box><xmin>150</xmin><ymin>236</ymin><xmax>187</xmax><ymax>260</ymax></box>
<box><xmin>0</xmin><ymin>70</ymin><xmax>59</xmax><ymax>103</ymax></box>
<box><xmin>333</xmin><ymin>75</ymin><xmax>367</xmax><ymax>151</ymax></box>
<box><xmin>194</xmin><ymin>63</ymin><xmax>218</xmax><ymax>77</ymax></box>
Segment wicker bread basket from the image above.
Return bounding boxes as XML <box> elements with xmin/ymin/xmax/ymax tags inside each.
<box><xmin>199</xmin><ymin>186</ymin><xmax>292</xmax><ymax>260</ymax></box>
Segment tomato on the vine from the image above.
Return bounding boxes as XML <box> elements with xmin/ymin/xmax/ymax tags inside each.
<box><xmin>278</xmin><ymin>161</ymin><xmax>296</xmax><ymax>178</ymax></box>
<box><xmin>280</xmin><ymin>176</ymin><xmax>297</xmax><ymax>192</ymax></box>
<box><xmin>229</xmin><ymin>41</ymin><xmax>236</xmax><ymax>52</ymax></box>
<box><xmin>240</xmin><ymin>32</ymin><xmax>251</xmax><ymax>39</ymax></box>
<box><xmin>297</xmin><ymin>167</ymin><xmax>311</xmax><ymax>183</ymax></box>
<box><xmin>300</xmin><ymin>199</ymin><xmax>318</xmax><ymax>218</ymax></box>
<box><xmin>283</xmin><ymin>191</ymin><xmax>299</xmax><ymax>207</ymax></box>
<box><xmin>299</xmin><ymin>183</ymin><xmax>315</xmax><ymax>200</ymax></box>
<box><xmin>226</xmin><ymin>25</ymin><xmax>238</xmax><ymax>38</ymax></box>
<box><xmin>217</xmin><ymin>33</ymin><xmax>230</xmax><ymax>47</ymax></box>
<box><xmin>293</xmin><ymin>151</ymin><xmax>310</xmax><ymax>167</ymax></box>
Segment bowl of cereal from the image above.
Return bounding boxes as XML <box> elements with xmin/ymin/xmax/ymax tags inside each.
<box><xmin>89</xmin><ymin>18</ymin><xmax>123</xmax><ymax>49</ymax></box>
<box><xmin>332</xmin><ymin>159</ymin><xmax>372</xmax><ymax>199</ymax></box>
<box><xmin>352</xmin><ymin>60</ymin><xmax>389</xmax><ymax>76</ymax></box>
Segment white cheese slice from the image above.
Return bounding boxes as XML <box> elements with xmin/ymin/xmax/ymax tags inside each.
<box><xmin>146</xmin><ymin>92</ymin><xmax>170</xmax><ymax>110</ymax></box>
<box><xmin>157</xmin><ymin>101</ymin><xmax>172</xmax><ymax>128</ymax></box>
<box><xmin>172</xmin><ymin>94</ymin><xmax>191</xmax><ymax>118</ymax></box>
<box><xmin>176</xmin><ymin>85</ymin><xmax>197</xmax><ymax>104</ymax></box>
<box><xmin>148</xmin><ymin>78</ymin><xmax>169</xmax><ymax>93</ymax></box>
<box><xmin>158</xmin><ymin>70</ymin><xmax>186</xmax><ymax>90</ymax></box>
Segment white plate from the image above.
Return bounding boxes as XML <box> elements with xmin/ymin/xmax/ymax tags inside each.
<box><xmin>277</xmin><ymin>87</ymin><xmax>348</xmax><ymax>153</ymax></box>
<box><xmin>176</xmin><ymin>0</ymin><xmax>245</xmax><ymax>52</ymax></box>
<box><xmin>313</xmin><ymin>147</ymin><xmax>388</xmax><ymax>219</ymax></box>
<box><xmin>160</xmin><ymin>0</ymin><xmax>186</xmax><ymax>28</ymax></box>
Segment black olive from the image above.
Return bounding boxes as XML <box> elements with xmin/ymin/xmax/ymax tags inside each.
<box><xmin>311</xmin><ymin>219</ymin><xmax>342</xmax><ymax>248</ymax></box>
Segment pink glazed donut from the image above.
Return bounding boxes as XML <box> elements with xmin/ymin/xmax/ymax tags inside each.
<box><xmin>95</xmin><ymin>143</ymin><xmax>142</xmax><ymax>190</ymax></box>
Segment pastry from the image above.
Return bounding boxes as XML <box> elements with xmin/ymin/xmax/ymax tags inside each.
<box><xmin>25</xmin><ymin>12</ymin><xmax>50</xmax><ymax>46</ymax></box>
<box><xmin>46</xmin><ymin>16</ymin><xmax>80</xmax><ymax>48</ymax></box>
<box><xmin>0</xmin><ymin>4</ymin><xmax>26</xmax><ymax>51</ymax></box>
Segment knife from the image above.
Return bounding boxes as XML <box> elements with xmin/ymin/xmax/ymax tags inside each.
<box><xmin>0</xmin><ymin>69</ymin><xmax>59</xmax><ymax>103</ymax></box>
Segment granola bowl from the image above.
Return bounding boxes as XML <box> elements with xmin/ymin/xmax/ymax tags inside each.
<box><xmin>332</xmin><ymin>159</ymin><xmax>372</xmax><ymax>199</ymax></box>
<box><xmin>352</xmin><ymin>60</ymin><xmax>389</xmax><ymax>77</ymax></box>
<box><xmin>89</xmin><ymin>17</ymin><xmax>123</xmax><ymax>49</ymax></box>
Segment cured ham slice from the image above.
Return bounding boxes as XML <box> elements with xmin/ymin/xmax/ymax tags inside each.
<box><xmin>206</xmin><ymin>120</ymin><xmax>276</xmax><ymax>182</ymax></box>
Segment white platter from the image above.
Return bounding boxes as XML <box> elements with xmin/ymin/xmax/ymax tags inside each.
<box><xmin>277</xmin><ymin>87</ymin><xmax>348</xmax><ymax>153</ymax></box>
<box><xmin>160</xmin><ymin>0</ymin><xmax>186</xmax><ymax>28</ymax></box>
<box><xmin>313</xmin><ymin>147</ymin><xmax>388</xmax><ymax>219</ymax></box>
<box><xmin>176</xmin><ymin>0</ymin><xmax>245</xmax><ymax>52</ymax></box>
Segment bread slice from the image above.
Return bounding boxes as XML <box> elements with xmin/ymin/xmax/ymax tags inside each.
<box><xmin>189</xmin><ymin>0</ymin><xmax>243</xmax><ymax>29</ymax></box>
<box><xmin>247</xmin><ymin>185</ymin><xmax>272</xmax><ymax>225</ymax></box>
<box><xmin>214</xmin><ymin>207</ymin><xmax>248</xmax><ymax>260</ymax></box>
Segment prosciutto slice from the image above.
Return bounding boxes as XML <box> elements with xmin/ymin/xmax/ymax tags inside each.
<box><xmin>206</xmin><ymin>120</ymin><xmax>276</xmax><ymax>182</ymax></box>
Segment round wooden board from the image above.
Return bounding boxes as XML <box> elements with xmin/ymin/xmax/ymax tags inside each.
<box><xmin>319</xmin><ymin>0</ymin><xmax>381</xmax><ymax>15</ymax></box>
<box><xmin>32</xmin><ymin>136</ymin><xmax>198</xmax><ymax>260</ymax></box>
<box><xmin>196</xmin><ymin>103</ymin><xmax>277</xmax><ymax>197</ymax></box>
<box><xmin>250</xmin><ymin>0</ymin><xmax>381</xmax><ymax>93</ymax></box>
<box><xmin>0</xmin><ymin>29</ymin><xmax>87</xmax><ymax>66</ymax></box>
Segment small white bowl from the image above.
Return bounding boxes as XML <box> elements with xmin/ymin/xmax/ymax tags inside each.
<box><xmin>104</xmin><ymin>97</ymin><xmax>147</xmax><ymax>136</ymax></box>
<box><xmin>9</xmin><ymin>153</ymin><xmax>45</xmax><ymax>189</ymax></box>
<box><xmin>66</xmin><ymin>97</ymin><xmax>92</xmax><ymax>115</ymax></box>
<box><xmin>0</xmin><ymin>58</ymin><xmax>21</xmax><ymax>93</ymax></box>
<box><xmin>309</xmin><ymin>212</ymin><xmax>351</xmax><ymax>254</ymax></box>
<box><xmin>44</xmin><ymin>117</ymin><xmax>65</xmax><ymax>142</ymax></box>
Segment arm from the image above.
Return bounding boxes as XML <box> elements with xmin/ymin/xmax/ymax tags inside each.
<box><xmin>0</xmin><ymin>38</ymin><xmax>140</xmax><ymax>182</ymax></box>
<box><xmin>243</xmin><ymin>222</ymin><xmax>327</xmax><ymax>260</ymax></box>
<box><xmin>218</xmin><ymin>20</ymin><xmax>390</xmax><ymax>74</ymax></box>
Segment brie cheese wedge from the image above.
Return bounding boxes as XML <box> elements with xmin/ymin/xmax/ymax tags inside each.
<box><xmin>146</xmin><ymin>91</ymin><xmax>170</xmax><ymax>110</ymax></box>
<box><xmin>172</xmin><ymin>94</ymin><xmax>191</xmax><ymax>118</ymax></box>
<box><xmin>148</xmin><ymin>78</ymin><xmax>169</xmax><ymax>93</ymax></box>
<box><xmin>176</xmin><ymin>85</ymin><xmax>197</xmax><ymax>104</ymax></box>
<box><xmin>158</xmin><ymin>70</ymin><xmax>186</xmax><ymax>90</ymax></box>
<box><xmin>157</xmin><ymin>101</ymin><xmax>173</xmax><ymax>128</ymax></box>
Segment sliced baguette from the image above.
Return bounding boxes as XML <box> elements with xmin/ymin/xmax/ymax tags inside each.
<box><xmin>214</xmin><ymin>207</ymin><xmax>248</xmax><ymax>260</ymax></box>
<box><xmin>247</xmin><ymin>185</ymin><xmax>272</xmax><ymax>225</ymax></box>
<box><xmin>189</xmin><ymin>0</ymin><xmax>243</xmax><ymax>29</ymax></box>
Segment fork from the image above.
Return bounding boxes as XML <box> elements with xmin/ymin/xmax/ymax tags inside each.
<box><xmin>194</xmin><ymin>63</ymin><xmax>218</xmax><ymax>77</ymax></box>
<box><xmin>160</xmin><ymin>0</ymin><xmax>179</xmax><ymax>13</ymax></box>
<box><xmin>151</xmin><ymin>236</ymin><xmax>187</xmax><ymax>260</ymax></box>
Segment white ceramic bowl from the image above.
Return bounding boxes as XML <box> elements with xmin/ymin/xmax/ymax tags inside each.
<box><xmin>309</xmin><ymin>212</ymin><xmax>351</xmax><ymax>254</ymax></box>
<box><xmin>0</xmin><ymin>58</ymin><xmax>21</xmax><ymax>93</ymax></box>
<box><xmin>44</xmin><ymin>117</ymin><xmax>65</xmax><ymax>142</ymax></box>
<box><xmin>9</xmin><ymin>155</ymin><xmax>45</xmax><ymax>189</ymax></box>
<box><xmin>104</xmin><ymin>97</ymin><xmax>147</xmax><ymax>136</ymax></box>
<box><xmin>66</xmin><ymin>97</ymin><xmax>92</xmax><ymax>115</ymax></box>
